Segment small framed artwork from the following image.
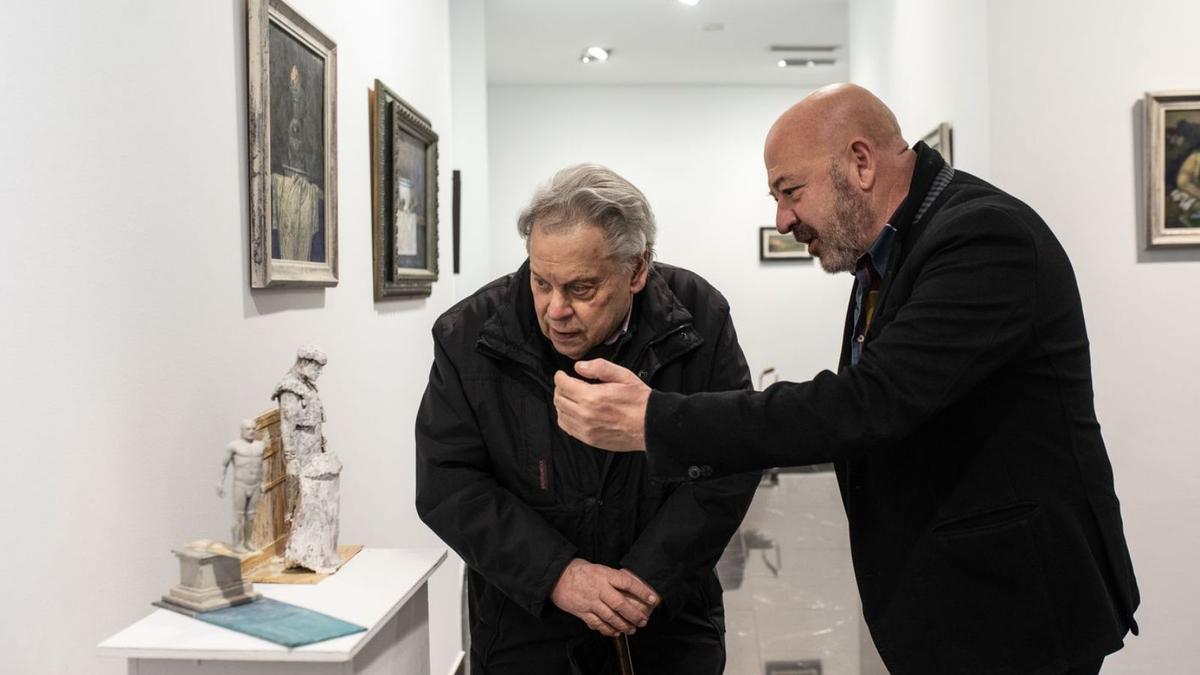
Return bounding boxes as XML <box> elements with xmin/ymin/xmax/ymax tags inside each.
<box><xmin>921</xmin><ymin>121</ymin><xmax>954</xmax><ymax>165</ymax></box>
<box><xmin>760</xmin><ymin>227</ymin><xmax>812</xmax><ymax>261</ymax></box>
<box><xmin>371</xmin><ymin>79</ymin><xmax>439</xmax><ymax>299</ymax></box>
<box><xmin>1145</xmin><ymin>90</ymin><xmax>1200</xmax><ymax>247</ymax></box>
<box><xmin>765</xmin><ymin>660</ymin><xmax>822</xmax><ymax>675</ymax></box>
<box><xmin>247</xmin><ymin>0</ymin><xmax>338</xmax><ymax>288</ymax></box>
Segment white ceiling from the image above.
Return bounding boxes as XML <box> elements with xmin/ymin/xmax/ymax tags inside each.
<box><xmin>486</xmin><ymin>0</ymin><xmax>850</xmax><ymax>86</ymax></box>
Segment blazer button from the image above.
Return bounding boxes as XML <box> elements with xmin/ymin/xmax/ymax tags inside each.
<box><xmin>701</xmin><ymin>465</ymin><xmax>714</xmax><ymax>478</ymax></box>
<box><xmin>637</xmin><ymin>369</ymin><xmax>649</xmax><ymax>380</ymax></box>
<box><xmin>856</xmin><ymin>334</ymin><xmax>865</xmax><ymax>343</ymax></box>
<box><xmin>686</xmin><ymin>466</ymin><xmax>702</xmax><ymax>480</ymax></box>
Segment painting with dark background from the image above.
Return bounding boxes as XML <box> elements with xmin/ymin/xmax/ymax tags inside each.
<box><xmin>392</xmin><ymin>119</ymin><xmax>428</xmax><ymax>273</ymax></box>
<box><xmin>268</xmin><ymin>23</ymin><xmax>326</xmax><ymax>263</ymax></box>
<box><xmin>1163</xmin><ymin>109</ymin><xmax>1200</xmax><ymax>231</ymax></box>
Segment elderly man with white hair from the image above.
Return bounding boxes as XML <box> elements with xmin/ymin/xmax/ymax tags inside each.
<box><xmin>416</xmin><ymin>164</ymin><xmax>760</xmax><ymax>674</ymax></box>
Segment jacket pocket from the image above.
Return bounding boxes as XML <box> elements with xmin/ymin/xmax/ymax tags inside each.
<box><xmin>501</xmin><ymin>379</ymin><xmax>556</xmax><ymax>506</ymax></box>
<box><xmin>932</xmin><ymin>501</ymin><xmax>1039</xmax><ymax>537</ymax></box>
<box><xmin>899</xmin><ymin>507</ymin><xmax>1063</xmax><ymax>674</ymax></box>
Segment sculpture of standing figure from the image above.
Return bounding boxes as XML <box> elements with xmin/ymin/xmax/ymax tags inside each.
<box><xmin>273</xmin><ymin>345</ymin><xmax>327</xmax><ymax>525</ymax></box>
<box><xmin>216</xmin><ymin>420</ymin><xmax>266</xmax><ymax>553</ymax></box>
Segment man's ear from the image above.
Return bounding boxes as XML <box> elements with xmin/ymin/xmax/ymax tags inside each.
<box><xmin>849</xmin><ymin>138</ymin><xmax>876</xmax><ymax>191</ymax></box>
<box><xmin>629</xmin><ymin>253</ymin><xmax>651</xmax><ymax>293</ymax></box>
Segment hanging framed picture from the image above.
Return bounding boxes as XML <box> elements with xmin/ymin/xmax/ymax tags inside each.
<box><xmin>371</xmin><ymin>79</ymin><xmax>439</xmax><ymax>299</ymax></box>
<box><xmin>1145</xmin><ymin>90</ymin><xmax>1200</xmax><ymax>248</ymax></box>
<box><xmin>921</xmin><ymin>121</ymin><xmax>954</xmax><ymax>166</ymax></box>
<box><xmin>760</xmin><ymin>226</ymin><xmax>812</xmax><ymax>261</ymax></box>
<box><xmin>248</xmin><ymin>0</ymin><xmax>338</xmax><ymax>288</ymax></box>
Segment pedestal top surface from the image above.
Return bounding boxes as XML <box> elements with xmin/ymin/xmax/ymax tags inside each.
<box><xmin>97</xmin><ymin>547</ymin><xmax>447</xmax><ymax>663</ymax></box>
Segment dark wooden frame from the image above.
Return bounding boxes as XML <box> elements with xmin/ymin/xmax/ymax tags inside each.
<box><xmin>248</xmin><ymin>0</ymin><xmax>339</xmax><ymax>288</ymax></box>
<box><xmin>370</xmin><ymin>79</ymin><xmax>439</xmax><ymax>299</ymax></box>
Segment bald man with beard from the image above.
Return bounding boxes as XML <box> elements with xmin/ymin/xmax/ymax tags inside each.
<box><xmin>552</xmin><ymin>84</ymin><xmax>1140</xmax><ymax>675</ymax></box>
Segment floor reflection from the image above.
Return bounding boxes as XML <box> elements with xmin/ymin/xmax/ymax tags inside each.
<box><xmin>718</xmin><ymin>471</ymin><xmax>886</xmax><ymax>675</ymax></box>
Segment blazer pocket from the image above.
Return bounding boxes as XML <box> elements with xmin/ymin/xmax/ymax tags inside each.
<box><xmin>932</xmin><ymin>501</ymin><xmax>1039</xmax><ymax>537</ymax></box>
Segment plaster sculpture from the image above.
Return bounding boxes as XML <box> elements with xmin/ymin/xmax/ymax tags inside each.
<box><xmin>162</xmin><ymin>546</ymin><xmax>259</xmax><ymax>612</ymax></box>
<box><xmin>216</xmin><ymin>420</ymin><xmax>267</xmax><ymax>553</ymax></box>
<box><xmin>273</xmin><ymin>345</ymin><xmax>327</xmax><ymax>525</ymax></box>
<box><xmin>284</xmin><ymin>450</ymin><xmax>344</xmax><ymax>573</ymax></box>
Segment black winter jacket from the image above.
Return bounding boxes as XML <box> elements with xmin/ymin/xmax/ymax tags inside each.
<box><xmin>415</xmin><ymin>261</ymin><xmax>760</xmax><ymax>670</ymax></box>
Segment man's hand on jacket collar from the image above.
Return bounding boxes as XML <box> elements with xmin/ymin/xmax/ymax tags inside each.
<box><xmin>553</xmin><ymin>359</ymin><xmax>650</xmax><ymax>452</ymax></box>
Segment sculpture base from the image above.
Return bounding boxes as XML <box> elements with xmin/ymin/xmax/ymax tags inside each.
<box><xmin>161</xmin><ymin>582</ymin><xmax>261</xmax><ymax>613</ymax></box>
<box><xmin>164</xmin><ymin>545</ymin><xmax>261</xmax><ymax>613</ymax></box>
<box><xmin>245</xmin><ymin>544</ymin><xmax>364</xmax><ymax>585</ymax></box>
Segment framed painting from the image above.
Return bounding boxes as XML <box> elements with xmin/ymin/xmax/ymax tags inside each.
<box><xmin>921</xmin><ymin>121</ymin><xmax>954</xmax><ymax>165</ymax></box>
<box><xmin>248</xmin><ymin>0</ymin><xmax>338</xmax><ymax>288</ymax></box>
<box><xmin>760</xmin><ymin>226</ymin><xmax>812</xmax><ymax>261</ymax></box>
<box><xmin>371</xmin><ymin>79</ymin><xmax>439</xmax><ymax>299</ymax></box>
<box><xmin>1145</xmin><ymin>90</ymin><xmax>1200</xmax><ymax>247</ymax></box>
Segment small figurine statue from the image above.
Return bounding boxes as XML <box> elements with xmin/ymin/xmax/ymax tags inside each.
<box><xmin>216</xmin><ymin>419</ymin><xmax>266</xmax><ymax>553</ymax></box>
<box><xmin>273</xmin><ymin>345</ymin><xmax>327</xmax><ymax>524</ymax></box>
<box><xmin>284</xmin><ymin>451</ymin><xmax>344</xmax><ymax>573</ymax></box>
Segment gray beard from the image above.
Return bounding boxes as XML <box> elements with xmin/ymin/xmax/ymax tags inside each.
<box><xmin>816</xmin><ymin>166</ymin><xmax>877</xmax><ymax>274</ymax></box>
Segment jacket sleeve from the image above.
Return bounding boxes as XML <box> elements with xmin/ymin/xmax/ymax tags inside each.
<box><xmin>620</xmin><ymin>308</ymin><xmax>761</xmax><ymax>610</ymax></box>
<box><xmin>645</xmin><ymin>209</ymin><xmax>1039</xmax><ymax>479</ymax></box>
<box><xmin>415</xmin><ymin>334</ymin><xmax>577</xmax><ymax>617</ymax></box>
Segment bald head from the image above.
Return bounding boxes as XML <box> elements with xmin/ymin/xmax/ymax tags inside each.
<box><xmin>767</xmin><ymin>84</ymin><xmax>905</xmax><ymax>158</ymax></box>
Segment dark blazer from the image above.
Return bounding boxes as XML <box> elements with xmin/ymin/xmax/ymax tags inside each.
<box><xmin>416</xmin><ymin>262</ymin><xmax>760</xmax><ymax>674</ymax></box>
<box><xmin>644</xmin><ymin>144</ymin><xmax>1139</xmax><ymax>675</ymax></box>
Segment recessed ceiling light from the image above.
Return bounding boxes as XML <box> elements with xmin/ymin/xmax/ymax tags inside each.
<box><xmin>777</xmin><ymin>58</ymin><xmax>836</xmax><ymax>68</ymax></box>
<box><xmin>702</xmin><ymin>22</ymin><xmax>724</xmax><ymax>32</ymax></box>
<box><xmin>678</xmin><ymin>0</ymin><xmax>700</xmax><ymax>6</ymax></box>
<box><xmin>580</xmin><ymin>46</ymin><xmax>610</xmax><ymax>64</ymax></box>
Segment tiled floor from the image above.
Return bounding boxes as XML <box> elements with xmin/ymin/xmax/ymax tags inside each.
<box><xmin>719</xmin><ymin>471</ymin><xmax>886</xmax><ymax>675</ymax></box>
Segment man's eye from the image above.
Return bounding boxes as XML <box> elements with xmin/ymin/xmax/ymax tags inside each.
<box><xmin>533</xmin><ymin>279</ymin><xmax>549</xmax><ymax>290</ymax></box>
<box><xmin>570</xmin><ymin>285</ymin><xmax>594</xmax><ymax>297</ymax></box>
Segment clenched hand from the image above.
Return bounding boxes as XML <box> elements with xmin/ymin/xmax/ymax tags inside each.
<box><xmin>553</xmin><ymin>359</ymin><xmax>650</xmax><ymax>452</ymax></box>
<box><xmin>550</xmin><ymin>558</ymin><xmax>659</xmax><ymax>636</ymax></box>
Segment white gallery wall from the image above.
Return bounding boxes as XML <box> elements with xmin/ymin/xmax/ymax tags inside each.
<box><xmin>488</xmin><ymin>85</ymin><xmax>853</xmax><ymax>384</ymax></box>
<box><xmin>851</xmin><ymin>0</ymin><xmax>1200</xmax><ymax>671</ymax></box>
<box><xmin>0</xmin><ymin>1</ymin><xmax>485</xmax><ymax>674</ymax></box>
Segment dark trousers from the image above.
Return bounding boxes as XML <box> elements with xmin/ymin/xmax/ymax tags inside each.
<box><xmin>473</xmin><ymin>627</ymin><xmax>724</xmax><ymax>675</ymax></box>
<box><xmin>1064</xmin><ymin>657</ymin><xmax>1104</xmax><ymax>675</ymax></box>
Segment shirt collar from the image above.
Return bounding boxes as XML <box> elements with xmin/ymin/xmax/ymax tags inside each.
<box><xmin>603</xmin><ymin>301</ymin><xmax>635</xmax><ymax>346</ymax></box>
<box><xmin>857</xmin><ymin>223</ymin><xmax>897</xmax><ymax>278</ymax></box>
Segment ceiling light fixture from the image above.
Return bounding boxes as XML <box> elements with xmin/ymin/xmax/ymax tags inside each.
<box><xmin>580</xmin><ymin>46</ymin><xmax>610</xmax><ymax>64</ymax></box>
<box><xmin>678</xmin><ymin>0</ymin><xmax>700</xmax><ymax>6</ymax></box>
<box><xmin>777</xmin><ymin>58</ymin><xmax>836</xmax><ymax>68</ymax></box>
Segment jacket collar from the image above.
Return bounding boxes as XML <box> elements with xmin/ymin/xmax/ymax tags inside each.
<box><xmin>888</xmin><ymin>140</ymin><xmax>948</xmax><ymax>236</ymax></box>
<box><xmin>477</xmin><ymin>259</ymin><xmax>696</xmax><ymax>372</ymax></box>
<box><xmin>838</xmin><ymin>141</ymin><xmax>951</xmax><ymax>369</ymax></box>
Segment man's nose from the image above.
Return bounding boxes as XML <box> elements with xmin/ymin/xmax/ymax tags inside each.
<box><xmin>546</xmin><ymin>291</ymin><xmax>573</xmax><ymax>320</ymax></box>
<box><xmin>776</xmin><ymin>205</ymin><xmax>797</xmax><ymax>234</ymax></box>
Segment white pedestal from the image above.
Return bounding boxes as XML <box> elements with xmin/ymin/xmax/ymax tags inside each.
<box><xmin>98</xmin><ymin>548</ymin><xmax>447</xmax><ymax>675</ymax></box>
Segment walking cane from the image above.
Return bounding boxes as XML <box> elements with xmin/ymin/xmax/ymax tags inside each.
<box><xmin>613</xmin><ymin>634</ymin><xmax>635</xmax><ymax>675</ymax></box>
